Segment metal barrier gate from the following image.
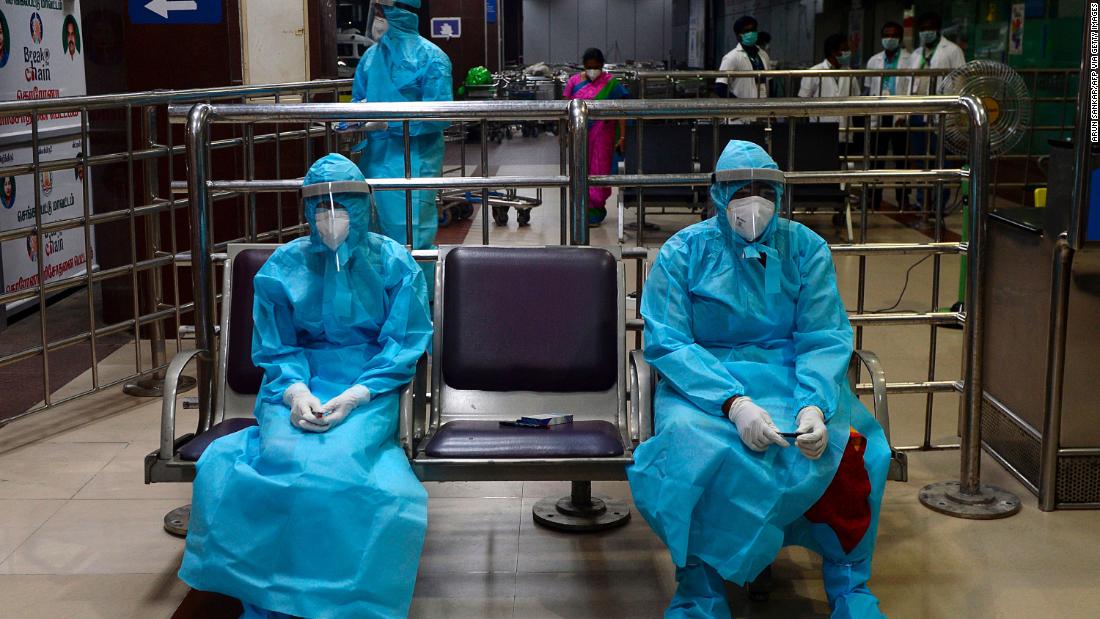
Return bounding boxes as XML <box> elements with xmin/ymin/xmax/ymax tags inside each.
<box><xmin>175</xmin><ymin>94</ymin><xmax>1018</xmax><ymax>518</ymax></box>
<box><xmin>0</xmin><ymin>79</ymin><xmax>353</xmax><ymax>424</ymax></box>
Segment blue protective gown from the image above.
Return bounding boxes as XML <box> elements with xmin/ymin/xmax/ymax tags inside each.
<box><xmin>627</xmin><ymin>141</ymin><xmax>890</xmax><ymax>618</ymax></box>
<box><xmin>352</xmin><ymin>4</ymin><xmax>451</xmax><ymax>255</ymax></box>
<box><xmin>179</xmin><ymin>154</ymin><xmax>433</xmax><ymax>619</ymax></box>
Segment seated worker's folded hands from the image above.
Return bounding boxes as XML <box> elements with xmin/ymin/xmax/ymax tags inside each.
<box><xmin>284</xmin><ymin>383</ymin><xmax>325</xmax><ymax>432</ymax></box>
<box><xmin>726</xmin><ymin>396</ymin><xmax>790</xmax><ymax>452</ymax></box>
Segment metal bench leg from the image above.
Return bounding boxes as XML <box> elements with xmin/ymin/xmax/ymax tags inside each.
<box><xmin>532</xmin><ymin>481</ymin><xmax>631</xmax><ymax>533</ymax></box>
<box><xmin>164</xmin><ymin>504</ymin><xmax>191</xmax><ymax>538</ymax></box>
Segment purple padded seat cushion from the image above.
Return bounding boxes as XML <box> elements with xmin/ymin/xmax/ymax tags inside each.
<box><xmin>424</xmin><ymin>420</ymin><xmax>624</xmax><ymax>458</ymax></box>
<box><xmin>178</xmin><ymin>417</ymin><xmax>258</xmax><ymax>462</ymax></box>
<box><xmin>226</xmin><ymin>248</ymin><xmax>275</xmax><ymax>395</ymax></box>
<box><xmin>441</xmin><ymin>246</ymin><xmax>618</xmax><ymax>392</ymax></box>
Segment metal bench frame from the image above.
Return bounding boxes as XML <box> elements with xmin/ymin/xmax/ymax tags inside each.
<box><xmin>403</xmin><ymin>245</ymin><xmax>642</xmax><ymax>531</ymax></box>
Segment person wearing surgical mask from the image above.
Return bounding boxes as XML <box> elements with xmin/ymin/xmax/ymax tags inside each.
<box><xmin>798</xmin><ymin>33</ymin><xmax>862</xmax><ymax>139</ymax></box>
<box><xmin>563</xmin><ymin>47</ymin><xmax>630</xmax><ymax>227</ymax></box>
<box><xmin>866</xmin><ymin>21</ymin><xmax>912</xmax><ymax>210</ymax></box>
<box><xmin>178</xmin><ymin>153</ymin><xmax>433</xmax><ymax>619</ymax></box>
<box><xmin>715</xmin><ymin>16</ymin><xmax>771</xmax><ymax>102</ymax></box>
<box><xmin>628</xmin><ymin>140</ymin><xmax>891</xmax><ymax>618</ymax></box>
<box><xmin>904</xmin><ymin>11</ymin><xmax>965</xmax><ymax>213</ymax></box>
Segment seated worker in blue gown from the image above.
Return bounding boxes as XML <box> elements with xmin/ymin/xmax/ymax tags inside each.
<box><xmin>627</xmin><ymin>140</ymin><xmax>891</xmax><ymax>619</ymax></box>
<box><xmin>178</xmin><ymin>154</ymin><xmax>433</xmax><ymax>619</ymax></box>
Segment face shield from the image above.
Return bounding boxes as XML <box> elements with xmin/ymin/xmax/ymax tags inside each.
<box><xmin>302</xmin><ymin>181</ymin><xmax>379</xmax><ymax>269</ymax></box>
<box><xmin>712</xmin><ymin>167</ymin><xmax>786</xmax><ymax>243</ymax></box>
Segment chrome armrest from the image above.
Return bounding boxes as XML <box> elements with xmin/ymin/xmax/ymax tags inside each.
<box><xmin>630</xmin><ymin>350</ymin><xmax>655</xmax><ymax>444</ymax></box>
<box><xmin>159</xmin><ymin>348</ymin><xmax>209</xmax><ymax>461</ymax></box>
<box><xmin>399</xmin><ymin>380</ymin><xmax>415</xmax><ymax>459</ymax></box>
<box><xmin>849</xmin><ymin>350</ymin><xmax>891</xmax><ymax>444</ymax></box>
<box><xmin>399</xmin><ymin>353</ymin><xmax>430</xmax><ymax>459</ymax></box>
<box><xmin>850</xmin><ymin>349</ymin><xmax>907</xmax><ymax>482</ymax></box>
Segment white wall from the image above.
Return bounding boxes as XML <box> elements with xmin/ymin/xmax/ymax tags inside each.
<box><xmin>241</xmin><ymin>0</ymin><xmax>310</xmax><ymax>85</ymax></box>
<box><xmin>522</xmin><ymin>0</ymin><xmax>677</xmax><ymax>66</ymax></box>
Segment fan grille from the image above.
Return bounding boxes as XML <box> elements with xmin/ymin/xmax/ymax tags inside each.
<box><xmin>937</xmin><ymin>60</ymin><xmax>1031</xmax><ymax>157</ymax></box>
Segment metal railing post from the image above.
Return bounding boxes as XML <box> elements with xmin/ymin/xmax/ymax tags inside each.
<box><xmin>125</xmin><ymin>106</ymin><xmax>195</xmax><ymax>397</ymax></box>
<box><xmin>185</xmin><ymin>103</ymin><xmax>216</xmax><ymax>431</ymax></box>
<box><xmin>918</xmin><ymin>95</ymin><xmax>1021</xmax><ymax>519</ymax></box>
<box><xmin>568</xmin><ymin>99</ymin><xmax>589</xmax><ymax>246</ymax></box>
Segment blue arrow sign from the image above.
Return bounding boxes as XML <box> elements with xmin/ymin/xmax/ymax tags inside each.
<box><xmin>129</xmin><ymin>0</ymin><xmax>223</xmax><ymax>25</ymax></box>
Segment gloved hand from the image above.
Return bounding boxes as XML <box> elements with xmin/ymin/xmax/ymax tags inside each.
<box><xmin>795</xmin><ymin>406</ymin><xmax>828</xmax><ymax>460</ymax></box>
<box><xmin>304</xmin><ymin>385</ymin><xmax>372</xmax><ymax>433</ymax></box>
<box><xmin>334</xmin><ymin>121</ymin><xmax>362</xmax><ymax>133</ymax></box>
<box><xmin>727</xmin><ymin>397</ymin><xmax>790</xmax><ymax>452</ymax></box>
<box><xmin>284</xmin><ymin>383</ymin><xmax>325</xmax><ymax>432</ymax></box>
<box><xmin>363</xmin><ymin>121</ymin><xmax>389</xmax><ymax>132</ymax></box>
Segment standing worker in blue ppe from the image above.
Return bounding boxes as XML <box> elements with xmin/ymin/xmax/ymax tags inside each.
<box><xmin>627</xmin><ymin>140</ymin><xmax>891</xmax><ymax>618</ymax></box>
<box><xmin>178</xmin><ymin>154</ymin><xmax>433</xmax><ymax>619</ymax></box>
<box><xmin>351</xmin><ymin>0</ymin><xmax>451</xmax><ymax>265</ymax></box>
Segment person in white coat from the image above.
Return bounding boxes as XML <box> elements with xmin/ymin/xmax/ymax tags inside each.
<box><xmin>715</xmin><ymin>16</ymin><xmax>771</xmax><ymax>101</ymax></box>
<box><xmin>866</xmin><ymin>21</ymin><xmax>912</xmax><ymax>209</ymax></box>
<box><xmin>798</xmin><ymin>34</ymin><xmax>861</xmax><ymax>139</ymax></box>
<box><xmin>905</xmin><ymin>11</ymin><xmax>966</xmax><ymax>211</ymax></box>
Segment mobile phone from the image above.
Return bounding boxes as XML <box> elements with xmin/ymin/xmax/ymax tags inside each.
<box><xmin>779</xmin><ymin>432</ymin><xmax>803</xmax><ymax>439</ymax></box>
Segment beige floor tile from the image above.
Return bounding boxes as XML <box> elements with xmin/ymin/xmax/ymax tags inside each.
<box><xmin>512</xmin><ymin>570</ymin><xmax>670</xmax><ymax>619</ymax></box>
<box><xmin>0</xmin><ymin>500</ymin><xmax>66</xmax><ymax>565</ymax></box>
<box><xmin>417</xmin><ymin>497</ymin><xmax>522</xmax><ymax>575</ymax></box>
<box><xmin>0</xmin><ymin>499</ymin><xmax>185</xmax><ymax>575</ymax></box>
<box><xmin>0</xmin><ymin>573</ymin><xmax>188</xmax><ymax>619</ymax></box>
<box><xmin>424</xmin><ymin>481</ymin><xmax>524</xmax><ymax>499</ymax></box>
<box><xmin>0</xmin><ymin>442</ymin><xmax>125</xmax><ymax>500</ymax></box>
<box><xmin>73</xmin><ymin>471</ymin><xmax>193</xmax><ymax>502</ymax></box>
<box><xmin>410</xmin><ymin>571</ymin><xmax>516</xmax><ymax>619</ymax></box>
<box><xmin>516</xmin><ymin>497</ymin><xmax>665</xmax><ymax>574</ymax></box>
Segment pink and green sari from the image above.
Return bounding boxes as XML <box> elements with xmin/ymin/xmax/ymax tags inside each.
<box><xmin>565</xmin><ymin>71</ymin><xmax>628</xmax><ymax>220</ymax></box>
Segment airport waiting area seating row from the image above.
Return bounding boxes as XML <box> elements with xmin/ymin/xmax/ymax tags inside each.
<box><xmin>146</xmin><ymin>244</ymin><xmax>907</xmax><ymax>535</ymax></box>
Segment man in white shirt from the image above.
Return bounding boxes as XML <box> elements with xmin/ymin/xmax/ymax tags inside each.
<box><xmin>715</xmin><ymin>16</ymin><xmax>771</xmax><ymax>101</ymax></box>
<box><xmin>906</xmin><ymin>11</ymin><xmax>966</xmax><ymax>211</ymax></box>
<box><xmin>798</xmin><ymin>34</ymin><xmax>862</xmax><ymax>135</ymax></box>
<box><xmin>866</xmin><ymin>21</ymin><xmax>911</xmax><ymax>209</ymax></box>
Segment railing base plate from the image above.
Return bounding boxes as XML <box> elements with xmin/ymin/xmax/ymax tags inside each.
<box><xmin>164</xmin><ymin>504</ymin><xmax>191</xmax><ymax>537</ymax></box>
<box><xmin>919</xmin><ymin>481</ymin><xmax>1021</xmax><ymax>519</ymax></box>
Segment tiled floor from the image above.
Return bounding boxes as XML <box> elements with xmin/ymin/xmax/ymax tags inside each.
<box><xmin>3</xmin><ymin>136</ymin><xmax>1099</xmax><ymax>618</ymax></box>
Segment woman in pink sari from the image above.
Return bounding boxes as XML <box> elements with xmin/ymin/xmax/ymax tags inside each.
<box><xmin>564</xmin><ymin>47</ymin><xmax>629</xmax><ymax>227</ymax></box>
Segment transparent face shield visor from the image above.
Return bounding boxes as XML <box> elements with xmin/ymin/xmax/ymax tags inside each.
<box><xmin>301</xmin><ymin>181</ymin><xmax>379</xmax><ymax>270</ymax></box>
<box><xmin>712</xmin><ymin>167</ymin><xmax>789</xmax><ymax>244</ymax></box>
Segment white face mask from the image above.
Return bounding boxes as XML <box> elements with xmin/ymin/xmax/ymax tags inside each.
<box><xmin>371</xmin><ymin>16</ymin><xmax>389</xmax><ymax>40</ymax></box>
<box><xmin>316</xmin><ymin>208</ymin><xmax>351</xmax><ymax>251</ymax></box>
<box><xmin>727</xmin><ymin>195</ymin><xmax>775</xmax><ymax>242</ymax></box>
<box><xmin>585</xmin><ymin>68</ymin><xmax>602</xmax><ymax>81</ymax></box>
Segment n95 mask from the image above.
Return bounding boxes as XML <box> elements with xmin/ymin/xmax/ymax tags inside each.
<box><xmin>727</xmin><ymin>196</ymin><xmax>775</xmax><ymax>242</ymax></box>
<box><xmin>371</xmin><ymin>16</ymin><xmax>389</xmax><ymax>40</ymax></box>
<box><xmin>316</xmin><ymin>209</ymin><xmax>351</xmax><ymax>251</ymax></box>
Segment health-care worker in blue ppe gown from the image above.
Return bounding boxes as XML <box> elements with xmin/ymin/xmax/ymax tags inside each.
<box><xmin>351</xmin><ymin>0</ymin><xmax>451</xmax><ymax>272</ymax></box>
<box><xmin>178</xmin><ymin>154</ymin><xmax>433</xmax><ymax>619</ymax></box>
<box><xmin>628</xmin><ymin>140</ymin><xmax>891</xmax><ymax>619</ymax></box>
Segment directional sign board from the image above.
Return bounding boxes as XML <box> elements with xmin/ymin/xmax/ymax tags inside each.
<box><xmin>129</xmin><ymin>0</ymin><xmax>223</xmax><ymax>25</ymax></box>
<box><xmin>430</xmin><ymin>18</ymin><xmax>461</xmax><ymax>39</ymax></box>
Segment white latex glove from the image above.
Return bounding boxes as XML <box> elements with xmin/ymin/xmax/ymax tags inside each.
<box><xmin>363</xmin><ymin>121</ymin><xmax>389</xmax><ymax>132</ymax></box>
<box><xmin>284</xmin><ymin>383</ymin><xmax>325</xmax><ymax>432</ymax></box>
<box><xmin>727</xmin><ymin>397</ymin><xmax>790</xmax><ymax>452</ymax></box>
<box><xmin>306</xmin><ymin>385</ymin><xmax>372</xmax><ymax>433</ymax></box>
<box><xmin>795</xmin><ymin>406</ymin><xmax>828</xmax><ymax>460</ymax></box>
